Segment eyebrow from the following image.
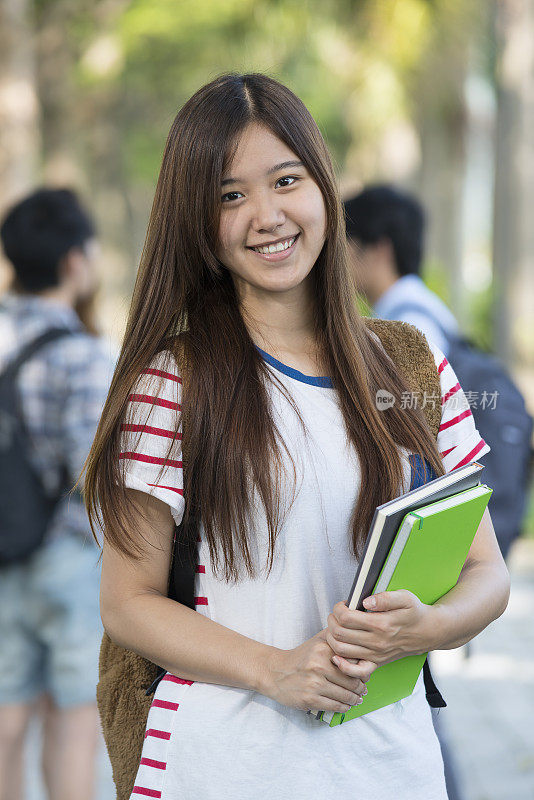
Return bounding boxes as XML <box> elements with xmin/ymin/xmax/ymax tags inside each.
<box><xmin>221</xmin><ymin>160</ymin><xmax>305</xmax><ymax>187</ymax></box>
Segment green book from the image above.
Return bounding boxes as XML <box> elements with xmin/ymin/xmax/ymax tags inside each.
<box><xmin>319</xmin><ymin>483</ymin><xmax>492</xmax><ymax>727</ymax></box>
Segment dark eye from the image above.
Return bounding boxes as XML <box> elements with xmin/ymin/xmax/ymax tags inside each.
<box><xmin>221</xmin><ymin>191</ymin><xmax>243</xmax><ymax>203</ymax></box>
<box><xmin>276</xmin><ymin>176</ymin><xmax>298</xmax><ymax>188</ymax></box>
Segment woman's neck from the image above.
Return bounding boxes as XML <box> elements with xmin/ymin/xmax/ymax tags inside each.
<box><xmin>239</xmin><ymin>286</ymin><xmax>326</xmax><ymax>375</ymax></box>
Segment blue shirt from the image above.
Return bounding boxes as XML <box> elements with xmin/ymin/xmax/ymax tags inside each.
<box><xmin>373</xmin><ymin>274</ymin><xmax>459</xmax><ymax>358</ymax></box>
<box><xmin>0</xmin><ymin>291</ymin><xmax>118</xmax><ymax>546</ymax></box>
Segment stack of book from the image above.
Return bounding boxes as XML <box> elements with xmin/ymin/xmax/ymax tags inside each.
<box><xmin>309</xmin><ymin>461</ymin><xmax>492</xmax><ymax>727</ymax></box>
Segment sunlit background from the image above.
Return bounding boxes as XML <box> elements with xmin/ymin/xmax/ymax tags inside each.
<box><xmin>1</xmin><ymin>1</ymin><xmax>533</xmax><ymax>798</ymax></box>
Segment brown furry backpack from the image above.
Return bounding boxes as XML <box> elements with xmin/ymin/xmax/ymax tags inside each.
<box><xmin>97</xmin><ymin>319</ymin><xmax>443</xmax><ymax>800</ymax></box>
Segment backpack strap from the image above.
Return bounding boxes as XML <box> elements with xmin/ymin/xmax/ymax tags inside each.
<box><xmin>423</xmin><ymin>660</ymin><xmax>446</xmax><ymax>708</ymax></box>
<box><xmin>0</xmin><ymin>327</ymin><xmax>75</xmax><ymax>380</ymax></box>
<box><xmin>1</xmin><ymin>326</ymin><xmax>78</xmax><ymax>497</ymax></box>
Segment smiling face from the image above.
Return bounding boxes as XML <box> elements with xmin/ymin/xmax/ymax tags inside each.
<box><xmin>216</xmin><ymin>123</ymin><xmax>327</xmax><ymax>306</ymax></box>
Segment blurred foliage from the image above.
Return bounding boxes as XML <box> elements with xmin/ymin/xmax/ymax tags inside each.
<box><xmin>523</xmin><ymin>470</ymin><xmax>534</xmax><ymax>540</ymax></box>
<box><xmin>66</xmin><ymin>0</ymin><xmax>484</xmax><ymax>183</ymax></box>
<box><xmin>423</xmin><ymin>259</ymin><xmax>493</xmax><ymax>351</ymax></box>
<box><xmin>25</xmin><ymin>0</ymin><xmax>494</xmax><ymax>343</ymax></box>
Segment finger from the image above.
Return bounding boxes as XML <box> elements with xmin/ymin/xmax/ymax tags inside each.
<box><xmin>321</xmin><ymin>683</ymin><xmax>366</xmax><ymax>710</ymax></box>
<box><xmin>328</xmin><ymin>637</ymin><xmax>380</xmax><ymax>663</ymax></box>
<box><xmin>314</xmin><ymin>696</ymin><xmax>356</xmax><ymax>714</ymax></box>
<box><xmin>332</xmin><ymin>657</ymin><xmax>377</xmax><ymax>682</ymax></box>
<box><xmin>327</xmin><ymin>627</ymin><xmax>378</xmax><ymax>650</ymax></box>
<box><xmin>330</xmin><ymin>606</ymin><xmax>393</xmax><ymax>634</ymax></box>
<box><xmin>326</xmin><ymin>672</ymin><xmax>368</xmax><ymax>698</ymax></box>
<box><xmin>363</xmin><ymin>589</ymin><xmax>414</xmax><ymax>612</ymax></box>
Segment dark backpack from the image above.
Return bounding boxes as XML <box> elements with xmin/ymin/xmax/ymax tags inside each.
<box><xmin>0</xmin><ymin>327</ymin><xmax>76</xmax><ymax>565</ymax></box>
<box><xmin>389</xmin><ymin>303</ymin><xmax>534</xmax><ymax>559</ymax></box>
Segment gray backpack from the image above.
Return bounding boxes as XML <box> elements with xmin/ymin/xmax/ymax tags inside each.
<box><xmin>389</xmin><ymin>303</ymin><xmax>534</xmax><ymax>559</ymax></box>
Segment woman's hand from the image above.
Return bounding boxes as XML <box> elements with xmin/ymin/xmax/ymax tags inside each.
<box><xmin>260</xmin><ymin>629</ymin><xmax>378</xmax><ymax>714</ymax></box>
<box><xmin>326</xmin><ymin>591</ymin><xmax>438</xmax><ymax>671</ymax></box>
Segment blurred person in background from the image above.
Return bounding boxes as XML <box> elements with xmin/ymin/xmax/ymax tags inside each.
<box><xmin>343</xmin><ymin>183</ymin><xmax>532</xmax><ymax>800</ymax></box>
<box><xmin>343</xmin><ymin>184</ymin><xmax>533</xmax><ymax>564</ymax></box>
<box><xmin>343</xmin><ymin>185</ymin><xmax>459</xmax><ymax>357</ymax></box>
<box><xmin>0</xmin><ymin>188</ymin><xmax>117</xmax><ymax>800</ymax></box>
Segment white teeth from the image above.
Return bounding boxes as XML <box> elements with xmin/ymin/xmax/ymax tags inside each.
<box><xmin>252</xmin><ymin>236</ymin><xmax>296</xmax><ymax>254</ymax></box>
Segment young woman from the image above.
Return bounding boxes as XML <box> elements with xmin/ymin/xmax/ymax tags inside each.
<box><xmin>84</xmin><ymin>73</ymin><xmax>509</xmax><ymax>799</ymax></box>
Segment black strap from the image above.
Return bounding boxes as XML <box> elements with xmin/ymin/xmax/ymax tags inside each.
<box><xmin>423</xmin><ymin>658</ymin><xmax>446</xmax><ymax>708</ymax></box>
<box><xmin>145</xmin><ymin>512</ymin><xmax>198</xmax><ymax>696</ymax></box>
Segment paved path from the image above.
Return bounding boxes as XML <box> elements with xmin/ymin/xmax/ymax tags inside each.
<box><xmin>27</xmin><ymin>539</ymin><xmax>534</xmax><ymax>800</ymax></box>
<box><xmin>432</xmin><ymin>537</ymin><xmax>534</xmax><ymax>800</ymax></box>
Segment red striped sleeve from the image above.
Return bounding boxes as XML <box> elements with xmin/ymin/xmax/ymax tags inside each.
<box><xmin>127</xmin><ymin>393</ymin><xmax>179</xmax><ymax>411</ymax></box>
<box><xmin>147</xmin><ymin>483</ymin><xmax>183</xmax><ymax>495</ymax></box>
<box><xmin>119</xmin><ymin>452</ymin><xmax>182</xmax><ymax>468</ymax></box>
<box><xmin>142</xmin><ymin>367</ymin><xmax>182</xmax><ymax>384</ymax></box>
<box><xmin>161</xmin><ymin>675</ymin><xmax>194</xmax><ymax>686</ymax></box>
<box><xmin>438</xmin><ymin>408</ymin><xmax>473</xmax><ymax>432</ymax></box>
<box><xmin>132</xmin><ymin>787</ymin><xmax>162</xmax><ymax>798</ymax></box>
<box><xmin>151</xmin><ymin>699</ymin><xmax>179</xmax><ymax>711</ymax></box>
<box><xmin>140</xmin><ymin>758</ymin><xmax>166</xmax><ymax>770</ymax></box>
<box><xmin>441</xmin><ymin>382</ymin><xmax>461</xmax><ymax>405</ymax></box>
<box><xmin>120</xmin><ymin>423</ymin><xmax>181</xmax><ymax>440</ymax></box>
<box><xmin>144</xmin><ymin>729</ymin><xmax>171</xmax><ymax>741</ymax></box>
<box><xmin>449</xmin><ymin>438</ymin><xmax>487</xmax><ymax>470</ymax></box>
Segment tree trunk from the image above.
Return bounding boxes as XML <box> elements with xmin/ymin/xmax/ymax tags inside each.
<box><xmin>0</xmin><ymin>0</ymin><xmax>40</xmax><ymax>291</ymax></box>
<box><xmin>413</xmin><ymin>34</ymin><xmax>470</xmax><ymax>327</ymax></box>
<box><xmin>492</xmin><ymin>0</ymin><xmax>534</xmax><ymax>370</ymax></box>
<box><xmin>417</xmin><ymin>107</ymin><xmax>467</xmax><ymax>322</ymax></box>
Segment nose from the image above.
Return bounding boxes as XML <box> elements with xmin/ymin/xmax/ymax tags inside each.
<box><xmin>250</xmin><ymin>192</ymin><xmax>285</xmax><ymax>233</ymax></box>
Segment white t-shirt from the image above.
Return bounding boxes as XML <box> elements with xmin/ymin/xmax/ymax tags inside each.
<box><xmin>119</xmin><ymin>338</ymin><xmax>489</xmax><ymax>800</ymax></box>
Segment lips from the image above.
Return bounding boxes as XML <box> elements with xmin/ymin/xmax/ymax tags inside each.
<box><xmin>246</xmin><ymin>233</ymin><xmax>300</xmax><ymax>252</ymax></box>
<box><xmin>247</xmin><ymin>232</ymin><xmax>301</xmax><ymax>262</ymax></box>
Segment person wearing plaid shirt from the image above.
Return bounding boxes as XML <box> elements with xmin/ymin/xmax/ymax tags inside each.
<box><xmin>0</xmin><ymin>188</ymin><xmax>118</xmax><ymax>800</ymax></box>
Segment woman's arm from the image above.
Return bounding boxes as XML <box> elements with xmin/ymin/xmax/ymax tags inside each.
<box><xmin>325</xmin><ymin>508</ymin><xmax>510</xmax><ymax>671</ymax></box>
<box><xmin>100</xmin><ymin>488</ymin><xmax>275</xmax><ymax>693</ymax></box>
<box><xmin>101</xmin><ymin>488</ymin><xmax>373</xmax><ymax>714</ymax></box>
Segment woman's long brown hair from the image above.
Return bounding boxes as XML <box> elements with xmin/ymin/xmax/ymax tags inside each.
<box><xmin>81</xmin><ymin>72</ymin><xmax>445</xmax><ymax>582</ymax></box>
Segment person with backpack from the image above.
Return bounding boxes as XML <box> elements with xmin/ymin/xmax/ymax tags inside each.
<box><xmin>82</xmin><ymin>73</ymin><xmax>509</xmax><ymax>800</ymax></box>
<box><xmin>0</xmin><ymin>188</ymin><xmax>117</xmax><ymax>800</ymax></box>
<box><xmin>343</xmin><ymin>184</ymin><xmax>533</xmax><ymax>562</ymax></box>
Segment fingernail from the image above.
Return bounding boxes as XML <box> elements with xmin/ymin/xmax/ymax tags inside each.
<box><xmin>363</xmin><ymin>687</ymin><xmax>368</xmax><ymax>696</ymax></box>
<box><xmin>357</xmin><ymin>697</ymin><xmax>364</xmax><ymax>705</ymax></box>
<box><xmin>364</xmin><ymin>596</ymin><xmax>376</xmax><ymax>609</ymax></box>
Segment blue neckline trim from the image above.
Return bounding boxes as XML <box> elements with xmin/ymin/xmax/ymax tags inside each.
<box><xmin>255</xmin><ymin>345</ymin><xmax>333</xmax><ymax>388</ymax></box>
<box><xmin>408</xmin><ymin>454</ymin><xmax>437</xmax><ymax>490</ymax></box>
